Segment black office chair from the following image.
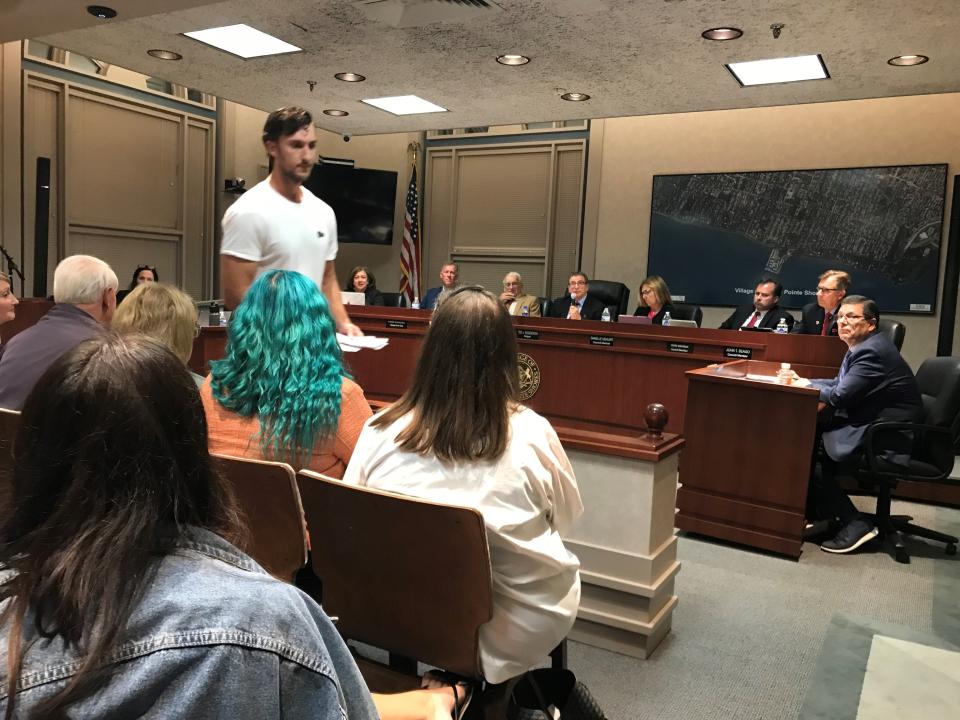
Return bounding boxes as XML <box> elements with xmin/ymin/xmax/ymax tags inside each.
<box><xmin>588</xmin><ymin>280</ymin><xmax>629</xmax><ymax>320</ymax></box>
<box><xmin>854</xmin><ymin>356</ymin><xmax>960</xmax><ymax>563</ymax></box>
<box><xmin>877</xmin><ymin>319</ymin><xmax>906</xmax><ymax>351</ymax></box>
<box><xmin>381</xmin><ymin>292</ymin><xmax>407</xmax><ymax>308</ymax></box>
<box><xmin>539</xmin><ymin>297</ymin><xmax>552</xmax><ymax>318</ymax></box>
<box><xmin>670</xmin><ymin>303</ymin><xmax>703</xmax><ymax>327</ymax></box>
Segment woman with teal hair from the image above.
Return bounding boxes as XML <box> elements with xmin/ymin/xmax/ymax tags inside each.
<box><xmin>201</xmin><ymin>270</ymin><xmax>372</xmax><ymax>477</ymax></box>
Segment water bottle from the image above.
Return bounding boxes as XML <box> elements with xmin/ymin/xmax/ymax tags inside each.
<box><xmin>601</xmin><ymin>308</ymin><xmax>611</xmax><ymax>322</ymax></box>
<box><xmin>662</xmin><ymin>311</ymin><xmax>671</xmax><ymax>327</ymax></box>
<box><xmin>209</xmin><ymin>301</ymin><xmax>221</xmax><ymax>327</ymax></box>
<box><xmin>411</xmin><ymin>296</ymin><xmax>420</xmax><ymax>310</ymax></box>
<box><xmin>775</xmin><ymin>318</ymin><xmax>789</xmax><ymax>334</ymax></box>
<box><xmin>521</xmin><ymin>305</ymin><xmax>529</xmax><ymax>317</ymax></box>
<box><xmin>776</xmin><ymin>362</ymin><xmax>793</xmax><ymax>385</ymax></box>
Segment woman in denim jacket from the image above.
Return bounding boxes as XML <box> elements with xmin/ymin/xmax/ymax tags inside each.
<box><xmin>0</xmin><ymin>333</ymin><xmax>461</xmax><ymax>719</ymax></box>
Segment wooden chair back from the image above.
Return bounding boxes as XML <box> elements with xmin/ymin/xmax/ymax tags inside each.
<box><xmin>212</xmin><ymin>453</ymin><xmax>307</xmax><ymax>582</ymax></box>
<box><xmin>0</xmin><ymin>409</ymin><xmax>19</xmax><ymax>526</ymax></box>
<box><xmin>296</xmin><ymin>470</ymin><xmax>493</xmax><ymax>679</ymax></box>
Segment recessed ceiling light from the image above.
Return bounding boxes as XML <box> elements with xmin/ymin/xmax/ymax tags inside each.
<box><xmin>561</xmin><ymin>92</ymin><xmax>590</xmax><ymax>102</ymax></box>
<box><xmin>361</xmin><ymin>95</ymin><xmax>447</xmax><ymax>116</ymax></box>
<box><xmin>888</xmin><ymin>54</ymin><xmax>929</xmax><ymax>67</ymax></box>
<box><xmin>726</xmin><ymin>54</ymin><xmax>829</xmax><ymax>86</ymax></box>
<box><xmin>183</xmin><ymin>24</ymin><xmax>301</xmax><ymax>59</ymax></box>
<box><xmin>323</xmin><ymin>109</ymin><xmax>349</xmax><ymax>117</ymax></box>
<box><xmin>497</xmin><ymin>54</ymin><xmax>530</xmax><ymax>66</ymax></box>
<box><xmin>147</xmin><ymin>49</ymin><xmax>182</xmax><ymax>61</ymax></box>
<box><xmin>335</xmin><ymin>72</ymin><xmax>366</xmax><ymax>82</ymax></box>
<box><xmin>702</xmin><ymin>27</ymin><xmax>743</xmax><ymax>41</ymax></box>
<box><xmin>86</xmin><ymin>5</ymin><xmax>117</xmax><ymax>19</ymax></box>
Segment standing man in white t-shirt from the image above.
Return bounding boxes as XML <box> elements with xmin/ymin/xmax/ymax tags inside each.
<box><xmin>220</xmin><ymin>106</ymin><xmax>362</xmax><ymax>336</ymax></box>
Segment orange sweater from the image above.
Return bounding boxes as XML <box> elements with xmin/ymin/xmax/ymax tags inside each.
<box><xmin>200</xmin><ymin>376</ymin><xmax>372</xmax><ymax>479</ymax></box>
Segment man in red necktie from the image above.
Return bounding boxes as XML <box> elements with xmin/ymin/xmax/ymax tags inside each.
<box><xmin>794</xmin><ymin>270</ymin><xmax>850</xmax><ymax>336</ymax></box>
<box><xmin>718</xmin><ymin>278</ymin><xmax>795</xmax><ymax>331</ymax></box>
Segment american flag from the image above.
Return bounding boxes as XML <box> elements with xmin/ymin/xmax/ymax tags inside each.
<box><xmin>399</xmin><ymin>163</ymin><xmax>421</xmax><ymax>305</ymax></box>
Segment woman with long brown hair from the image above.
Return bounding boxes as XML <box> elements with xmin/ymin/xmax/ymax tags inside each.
<box><xmin>345</xmin><ymin>286</ymin><xmax>583</xmax><ymax>685</ymax></box>
<box><xmin>0</xmin><ymin>334</ymin><xmax>464</xmax><ymax>719</ymax></box>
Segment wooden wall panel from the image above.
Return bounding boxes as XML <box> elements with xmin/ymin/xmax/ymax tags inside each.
<box><xmin>453</xmin><ymin>149</ymin><xmax>551</xmax><ymax>251</ymax></box>
<box><xmin>66</xmin><ymin>93</ymin><xmax>180</xmax><ymax>231</ymax></box>
<box><xmin>184</xmin><ymin>121</ymin><xmax>212</xmax><ymax>298</ymax></box>
<box><xmin>69</xmin><ymin>228</ymin><xmax>179</xmax><ymax>282</ymax></box>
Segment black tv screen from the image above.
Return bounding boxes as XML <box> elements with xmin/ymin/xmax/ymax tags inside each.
<box><xmin>305</xmin><ymin>163</ymin><xmax>398</xmax><ymax>245</ymax></box>
<box><xmin>647</xmin><ymin>164</ymin><xmax>947</xmax><ymax>313</ymax></box>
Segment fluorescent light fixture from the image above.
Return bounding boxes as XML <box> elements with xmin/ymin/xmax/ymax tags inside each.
<box><xmin>727</xmin><ymin>54</ymin><xmax>828</xmax><ymax>86</ymax></box>
<box><xmin>362</xmin><ymin>95</ymin><xmax>447</xmax><ymax>116</ymax></box>
<box><xmin>183</xmin><ymin>24</ymin><xmax>301</xmax><ymax>59</ymax></box>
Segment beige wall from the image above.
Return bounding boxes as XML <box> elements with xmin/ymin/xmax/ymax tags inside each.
<box><xmin>583</xmin><ymin>93</ymin><xmax>960</xmax><ymax>369</ymax></box>
<box><xmin>0</xmin><ymin>42</ymin><xmax>22</xmax><ymax>277</ymax></box>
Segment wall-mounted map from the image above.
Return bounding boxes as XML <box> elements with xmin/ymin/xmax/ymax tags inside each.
<box><xmin>648</xmin><ymin>164</ymin><xmax>947</xmax><ymax>313</ymax></box>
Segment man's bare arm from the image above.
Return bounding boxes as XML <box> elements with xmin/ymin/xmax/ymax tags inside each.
<box><xmin>323</xmin><ymin>260</ymin><xmax>363</xmax><ymax>336</ymax></box>
<box><xmin>221</xmin><ymin>255</ymin><xmax>257</xmax><ymax>310</ymax></box>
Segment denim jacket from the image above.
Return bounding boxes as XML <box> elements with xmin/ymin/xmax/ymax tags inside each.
<box><xmin>0</xmin><ymin>528</ymin><xmax>379</xmax><ymax>719</ymax></box>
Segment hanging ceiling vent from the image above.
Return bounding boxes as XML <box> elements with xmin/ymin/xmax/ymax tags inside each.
<box><xmin>353</xmin><ymin>0</ymin><xmax>502</xmax><ymax>28</ymax></box>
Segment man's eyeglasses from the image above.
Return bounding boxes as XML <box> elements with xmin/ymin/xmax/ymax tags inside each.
<box><xmin>816</xmin><ymin>286</ymin><xmax>841</xmax><ymax>294</ymax></box>
<box><xmin>568</xmin><ymin>280</ymin><xmax>587</xmax><ymax>286</ymax></box>
<box><xmin>837</xmin><ymin>313</ymin><xmax>865</xmax><ymax>322</ymax></box>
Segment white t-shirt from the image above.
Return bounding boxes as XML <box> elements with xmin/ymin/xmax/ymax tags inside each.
<box><xmin>220</xmin><ymin>179</ymin><xmax>338</xmax><ymax>288</ymax></box>
<box><xmin>343</xmin><ymin>406</ymin><xmax>583</xmax><ymax>684</ymax></box>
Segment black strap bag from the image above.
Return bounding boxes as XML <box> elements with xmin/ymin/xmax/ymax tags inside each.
<box><xmin>506</xmin><ymin>668</ymin><xmax>607</xmax><ymax>720</ymax></box>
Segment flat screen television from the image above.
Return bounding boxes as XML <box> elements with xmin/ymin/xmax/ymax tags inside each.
<box><xmin>305</xmin><ymin>163</ymin><xmax>398</xmax><ymax>245</ymax></box>
<box><xmin>647</xmin><ymin>164</ymin><xmax>948</xmax><ymax>313</ymax></box>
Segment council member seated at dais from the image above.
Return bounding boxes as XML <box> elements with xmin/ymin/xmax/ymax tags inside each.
<box><xmin>345</xmin><ymin>286</ymin><xmax>583</xmax><ymax>684</ymax></box>
<box><xmin>345</xmin><ymin>265</ymin><xmax>385</xmax><ymax>306</ymax></box>
<box><xmin>547</xmin><ymin>272</ymin><xmax>605</xmax><ymax>321</ymax></box>
<box><xmin>634</xmin><ymin>275</ymin><xmax>675</xmax><ymax>325</ymax></box>
<box><xmin>0</xmin><ymin>333</ymin><xmax>463</xmax><ymax>720</ymax></box>
<box><xmin>499</xmin><ymin>271</ymin><xmax>541</xmax><ymax>316</ymax></box>
<box><xmin>794</xmin><ymin>269</ymin><xmax>850</xmax><ymax>336</ymax></box>
<box><xmin>719</xmin><ymin>278</ymin><xmax>795</xmax><ymax>331</ymax></box>
<box><xmin>201</xmin><ymin>270</ymin><xmax>372</xmax><ymax>477</ymax></box>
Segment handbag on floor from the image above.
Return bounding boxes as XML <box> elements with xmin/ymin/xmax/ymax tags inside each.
<box><xmin>506</xmin><ymin>668</ymin><xmax>607</xmax><ymax>720</ymax></box>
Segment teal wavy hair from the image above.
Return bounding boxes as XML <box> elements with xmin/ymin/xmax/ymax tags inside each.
<box><xmin>210</xmin><ymin>270</ymin><xmax>344</xmax><ymax>465</ymax></box>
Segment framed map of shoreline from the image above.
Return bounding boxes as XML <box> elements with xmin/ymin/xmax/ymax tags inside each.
<box><xmin>647</xmin><ymin>164</ymin><xmax>948</xmax><ymax>313</ymax></box>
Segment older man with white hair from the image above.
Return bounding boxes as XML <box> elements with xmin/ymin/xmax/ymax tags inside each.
<box><xmin>499</xmin><ymin>271</ymin><xmax>541</xmax><ymax>317</ymax></box>
<box><xmin>0</xmin><ymin>255</ymin><xmax>118</xmax><ymax>409</ymax></box>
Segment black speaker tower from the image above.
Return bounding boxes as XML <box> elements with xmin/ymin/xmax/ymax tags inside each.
<box><xmin>32</xmin><ymin>157</ymin><xmax>51</xmax><ymax>298</ymax></box>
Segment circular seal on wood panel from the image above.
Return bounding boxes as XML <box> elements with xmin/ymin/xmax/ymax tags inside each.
<box><xmin>517</xmin><ymin>352</ymin><xmax>541</xmax><ymax>401</ymax></box>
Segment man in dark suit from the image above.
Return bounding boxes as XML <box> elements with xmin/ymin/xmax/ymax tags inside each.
<box><xmin>547</xmin><ymin>272</ymin><xmax>605</xmax><ymax>321</ymax></box>
<box><xmin>719</xmin><ymin>278</ymin><xmax>795</xmax><ymax>331</ymax></box>
<box><xmin>422</xmin><ymin>261</ymin><xmax>459</xmax><ymax>311</ymax></box>
<box><xmin>793</xmin><ymin>269</ymin><xmax>850</xmax><ymax>336</ymax></box>
<box><xmin>808</xmin><ymin>295</ymin><xmax>922</xmax><ymax>554</ymax></box>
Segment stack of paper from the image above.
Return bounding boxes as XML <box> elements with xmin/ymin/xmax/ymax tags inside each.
<box><xmin>337</xmin><ymin>334</ymin><xmax>390</xmax><ymax>353</ymax></box>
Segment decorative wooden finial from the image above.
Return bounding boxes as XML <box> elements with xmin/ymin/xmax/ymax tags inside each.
<box><xmin>644</xmin><ymin>402</ymin><xmax>669</xmax><ymax>439</ymax></box>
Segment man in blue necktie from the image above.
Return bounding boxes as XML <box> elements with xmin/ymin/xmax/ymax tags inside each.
<box><xmin>547</xmin><ymin>272</ymin><xmax>605</xmax><ymax>321</ymax></box>
<box><xmin>808</xmin><ymin>295</ymin><xmax>922</xmax><ymax>554</ymax></box>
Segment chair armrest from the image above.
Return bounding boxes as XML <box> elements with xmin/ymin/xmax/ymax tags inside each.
<box><xmin>862</xmin><ymin>421</ymin><xmax>954</xmax><ymax>480</ymax></box>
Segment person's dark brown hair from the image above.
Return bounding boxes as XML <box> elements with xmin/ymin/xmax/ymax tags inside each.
<box><xmin>0</xmin><ymin>333</ymin><xmax>242</xmax><ymax>718</ymax></box>
<box><xmin>346</xmin><ymin>265</ymin><xmax>377</xmax><ymax>292</ymax></box>
<box><xmin>262</xmin><ymin>106</ymin><xmax>313</xmax><ymax>144</ymax></box>
<box><xmin>372</xmin><ymin>286</ymin><xmax>520</xmax><ymax>463</ymax></box>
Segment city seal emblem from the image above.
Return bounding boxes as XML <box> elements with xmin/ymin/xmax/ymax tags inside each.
<box><xmin>517</xmin><ymin>352</ymin><xmax>541</xmax><ymax>401</ymax></box>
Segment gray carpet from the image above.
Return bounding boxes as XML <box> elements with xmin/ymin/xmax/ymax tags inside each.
<box><xmin>568</xmin><ymin>498</ymin><xmax>960</xmax><ymax>720</ymax></box>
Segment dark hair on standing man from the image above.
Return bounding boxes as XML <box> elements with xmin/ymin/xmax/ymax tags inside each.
<box><xmin>262</xmin><ymin>106</ymin><xmax>313</xmax><ymax>144</ymax></box>
<box><xmin>372</xmin><ymin>286</ymin><xmax>520</xmax><ymax>462</ymax></box>
<box><xmin>0</xmin><ymin>333</ymin><xmax>241</xmax><ymax>718</ymax></box>
<box><xmin>841</xmin><ymin>294</ymin><xmax>880</xmax><ymax>325</ymax></box>
<box><xmin>759</xmin><ymin>277</ymin><xmax>784</xmax><ymax>299</ymax></box>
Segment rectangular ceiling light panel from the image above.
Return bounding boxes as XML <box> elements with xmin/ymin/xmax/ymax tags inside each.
<box><xmin>727</xmin><ymin>54</ymin><xmax>829</xmax><ymax>86</ymax></box>
<box><xmin>361</xmin><ymin>95</ymin><xmax>448</xmax><ymax>115</ymax></box>
<box><xmin>183</xmin><ymin>24</ymin><xmax>301</xmax><ymax>59</ymax></box>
